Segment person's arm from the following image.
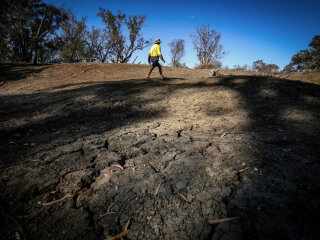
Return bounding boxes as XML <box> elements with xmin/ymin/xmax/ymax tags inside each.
<box><xmin>148</xmin><ymin>55</ymin><xmax>151</xmax><ymax>65</ymax></box>
<box><xmin>159</xmin><ymin>55</ymin><xmax>165</xmax><ymax>63</ymax></box>
<box><xmin>158</xmin><ymin>46</ymin><xmax>165</xmax><ymax>63</ymax></box>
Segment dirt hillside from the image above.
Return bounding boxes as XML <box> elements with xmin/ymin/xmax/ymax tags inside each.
<box><xmin>1</xmin><ymin>63</ymin><xmax>320</xmax><ymax>240</ymax></box>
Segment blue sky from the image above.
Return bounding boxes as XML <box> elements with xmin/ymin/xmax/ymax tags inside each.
<box><xmin>45</xmin><ymin>0</ymin><xmax>320</xmax><ymax>69</ymax></box>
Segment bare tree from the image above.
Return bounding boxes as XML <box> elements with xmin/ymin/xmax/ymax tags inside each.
<box><xmin>96</xmin><ymin>32</ymin><xmax>110</xmax><ymax>63</ymax></box>
<box><xmin>84</xmin><ymin>27</ymin><xmax>109</xmax><ymax>62</ymax></box>
<box><xmin>97</xmin><ymin>9</ymin><xmax>150</xmax><ymax>63</ymax></box>
<box><xmin>190</xmin><ymin>24</ymin><xmax>225</xmax><ymax>65</ymax></box>
<box><xmin>169</xmin><ymin>39</ymin><xmax>185</xmax><ymax>67</ymax></box>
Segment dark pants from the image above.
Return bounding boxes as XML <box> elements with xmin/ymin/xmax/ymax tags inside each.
<box><xmin>147</xmin><ymin>61</ymin><xmax>163</xmax><ymax>77</ymax></box>
<box><xmin>151</xmin><ymin>61</ymin><xmax>160</xmax><ymax>67</ymax></box>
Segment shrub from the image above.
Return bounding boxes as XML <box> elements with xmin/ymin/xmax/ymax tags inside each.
<box><xmin>195</xmin><ymin>61</ymin><xmax>222</xmax><ymax>69</ymax></box>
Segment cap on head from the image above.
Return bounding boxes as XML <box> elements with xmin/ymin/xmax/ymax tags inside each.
<box><xmin>155</xmin><ymin>39</ymin><xmax>162</xmax><ymax>44</ymax></box>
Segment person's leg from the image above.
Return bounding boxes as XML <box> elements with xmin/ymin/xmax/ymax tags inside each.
<box><xmin>147</xmin><ymin>66</ymin><xmax>155</xmax><ymax>78</ymax></box>
<box><xmin>158</xmin><ymin>64</ymin><xmax>163</xmax><ymax>75</ymax></box>
<box><xmin>157</xmin><ymin>64</ymin><xmax>165</xmax><ymax>79</ymax></box>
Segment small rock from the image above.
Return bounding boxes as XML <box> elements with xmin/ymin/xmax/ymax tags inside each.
<box><xmin>176</xmin><ymin>181</ymin><xmax>187</xmax><ymax>190</ymax></box>
<box><xmin>196</xmin><ymin>191</ymin><xmax>209</xmax><ymax>202</ymax></box>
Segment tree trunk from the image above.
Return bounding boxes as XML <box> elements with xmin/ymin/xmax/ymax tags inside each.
<box><xmin>33</xmin><ymin>45</ymin><xmax>38</xmax><ymax>65</ymax></box>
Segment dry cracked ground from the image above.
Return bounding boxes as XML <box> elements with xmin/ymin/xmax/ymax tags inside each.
<box><xmin>0</xmin><ymin>63</ymin><xmax>320</xmax><ymax>240</ymax></box>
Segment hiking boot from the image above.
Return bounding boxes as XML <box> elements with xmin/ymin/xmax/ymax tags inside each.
<box><xmin>145</xmin><ymin>75</ymin><xmax>150</xmax><ymax>79</ymax></box>
<box><xmin>161</xmin><ymin>75</ymin><xmax>167</xmax><ymax>80</ymax></box>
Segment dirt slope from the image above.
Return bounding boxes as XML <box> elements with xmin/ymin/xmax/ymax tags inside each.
<box><xmin>0</xmin><ymin>63</ymin><xmax>320</xmax><ymax>240</ymax></box>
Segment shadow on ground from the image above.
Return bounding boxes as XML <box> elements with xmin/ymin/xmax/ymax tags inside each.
<box><xmin>0</xmin><ymin>71</ymin><xmax>319</xmax><ymax>240</ymax></box>
<box><xmin>0</xmin><ymin>63</ymin><xmax>50</xmax><ymax>83</ymax></box>
<box><xmin>206</xmin><ymin>76</ymin><xmax>320</xmax><ymax>239</ymax></box>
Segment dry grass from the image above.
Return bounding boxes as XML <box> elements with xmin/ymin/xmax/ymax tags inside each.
<box><xmin>0</xmin><ymin>63</ymin><xmax>212</xmax><ymax>95</ymax></box>
<box><xmin>287</xmin><ymin>70</ymin><xmax>320</xmax><ymax>84</ymax></box>
<box><xmin>1</xmin><ymin>63</ymin><xmax>319</xmax><ymax>97</ymax></box>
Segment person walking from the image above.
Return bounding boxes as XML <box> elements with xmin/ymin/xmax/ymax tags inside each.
<box><xmin>146</xmin><ymin>39</ymin><xmax>166</xmax><ymax>79</ymax></box>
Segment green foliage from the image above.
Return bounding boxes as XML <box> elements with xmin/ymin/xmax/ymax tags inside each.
<box><xmin>0</xmin><ymin>0</ymin><xmax>66</xmax><ymax>63</ymax></box>
<box><xmin>233</xmin><ymin>64</ymin><xmax>251</xmax><ymax>71</ymax></box>
<box><xmin>58</xmin><ymin>12</ymin><xmax>87</xmax><ymax>62</ymax></box>
<box><xmin>59</xmin><ymin>49</ymin><xmax>73</xmax><ymax>61</ymax></box>
<box><xmin>252</xmin><ymin>60</ymin><xmax>265</xmax><ymax>72</ymax></box>
<box><xmin>252</xmin><ymin>60</ymin><xmax>279</xmax><ymax>73</ymax></box>
<box><xmin>284</xmin><ymin>35</ymin><xmax>320</xmax><ymax>72</ymax></box>
<box><xmin>309</xmin><ymin>35</ymin><xmax>320</xmax><ymax>68</ymax></box>
<box><xmin>195</xmin><ymin>61</ymin><xmax>222</xmax><ymax>69</ymax></box>
<box><xmin>0</xmin><ymin>3</ymin><xmax>148</xmax><ymax>64</ymax></box>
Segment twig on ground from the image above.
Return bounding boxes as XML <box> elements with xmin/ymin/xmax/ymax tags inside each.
<box><xmin>42</xmin><ymin>193</ymin><xmax>72</xmax><ymax>206</ymax></box>
<box><xmin>208</xmin><ymin>217</ymin><xmax>238</xmax><ymax>224</ymax></box>
<box><xmin>179</xmin><ymin>194</ymin><xmax>192</xmax><ymax>203</ymax></box>
<box><xmin>220</xmin><ymin>132</ymin><xmax>227</xmax><ymax>138</ymax></box>
<box><xmin>106</xmin><ymin>216</ymin><xmax>132</xmax><ymax>240</ymax></box>
<box><xmin>125</xmin><ymin>216</ymin><xmax>132</xmax><ymax>231</ymax></box>
<box><xmin>150</xmin><ymin>221</ymin><xmax>163</xmax><ymax>227</ymax></box>
<box><xmin>107</xmin><ymin>201</ymin><xmax>116</xmax><ymax>213</ymax></box>
<box><xmin>237</xmin><ymin>167</ymin><xmax>250</xmax><ymax>173</ymax></box>
<box><xmin>154</xmin><ymin>181</ymin><xmax>162</xmax><ymax>196</ymax></box>
<box><xmin>97</xmin><ymin>212</ymin><xmax>117</xmax><ymax>220</ymax></box>
<box><xmin>106</xmin><ymin>229</ymin><xmax>130</xmax><ymax>240</ymax></box>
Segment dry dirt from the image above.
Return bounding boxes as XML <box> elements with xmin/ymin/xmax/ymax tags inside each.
<box><xmin>0</xmin><ymin>63</ymin><xmax>320</xmax><ymax>240</ymax></box>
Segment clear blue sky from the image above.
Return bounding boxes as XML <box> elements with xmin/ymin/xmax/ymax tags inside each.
<box><xmin>45</xmin><ymin>0</ymin><xmax>320</xmax><ymax>69</ymax></box>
